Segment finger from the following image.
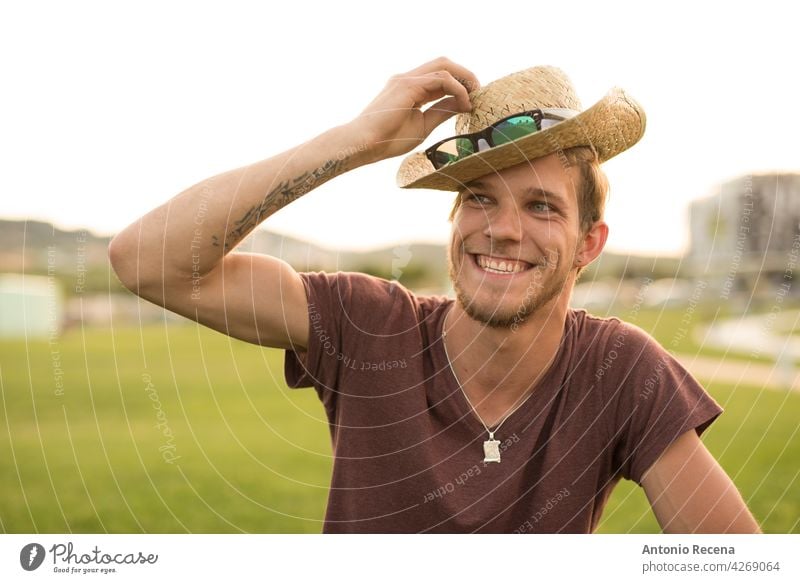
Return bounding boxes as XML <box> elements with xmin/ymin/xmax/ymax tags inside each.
<box><xmin>407</xmin><ymin>70</ymin><xmax>472</xmax><ymax>112</ymax></box>
<box><xmin>404</xmin><ymin>56</ymin><xmax>480</xmax><ymax>94</ymax></box>
<box><xmin>422</xmin><ymin>96</ymin><xmax>461</xmax><ymax>130</ymax></box>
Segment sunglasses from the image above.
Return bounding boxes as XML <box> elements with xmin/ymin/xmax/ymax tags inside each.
<box><xmin>424</xmin><ymin>108</ymin><xmax>576</xmax><ymax>170</ymax></box>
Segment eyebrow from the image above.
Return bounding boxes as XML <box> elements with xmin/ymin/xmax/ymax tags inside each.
<box><xmin>459</xmin><ymin>180</ymin><xmax>486</xmax><ymax>194</ymax></box>
<box><xmin>522</xmin><ymin>186</ymin><xmax>568</xmax><ymax>204</ymax></box>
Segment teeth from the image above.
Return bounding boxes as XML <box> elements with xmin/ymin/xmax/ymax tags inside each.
<box><xmin>476</xmin><ymin>255</ymin><xmax>529</xmax><ymax>274</ymax></box>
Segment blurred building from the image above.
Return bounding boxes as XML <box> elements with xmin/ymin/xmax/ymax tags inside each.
<box><xmin>0</xmin><ymin>274</ymin><xmax>62</xmax><ymax>339</ymax></box>
<box><xmin>689</xmin><ymin>173</ymin><xmax>800</xmax><ymax>298</ymax></box>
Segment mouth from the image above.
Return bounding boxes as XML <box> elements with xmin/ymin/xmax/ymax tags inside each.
<box><xmin>470</xmin><ymin>253</ymin><xmax>534</xmax><ymax>276</ymax></box>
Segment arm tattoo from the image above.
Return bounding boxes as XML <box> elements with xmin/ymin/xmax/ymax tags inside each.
<box><xmin>213</xmin><ymin>157</ymin><xmax>348</xmax><ymax>250</ymax></box>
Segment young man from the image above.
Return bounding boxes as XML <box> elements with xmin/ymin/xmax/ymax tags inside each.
<box><xmin>109</xmin><ymin>57</ymin><xmax>760</xmax><ymax>533</ymax></box>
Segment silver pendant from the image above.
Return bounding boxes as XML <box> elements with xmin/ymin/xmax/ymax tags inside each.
<box><xmin>483</xmin><ymin>438</ymin><xmax>501</xmax><ymax>463</ymax></box>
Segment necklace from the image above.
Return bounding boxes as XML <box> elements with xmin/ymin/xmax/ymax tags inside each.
<box><xmin>441</xmin><ymin>306</ymin><xmax>539</xmax><ymax>464</ymax></box>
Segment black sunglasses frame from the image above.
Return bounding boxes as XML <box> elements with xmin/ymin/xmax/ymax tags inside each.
<box><xmin>424</xmin><ymin>109</ymin><xmax>566</xmax><ymax>170</ymax></box>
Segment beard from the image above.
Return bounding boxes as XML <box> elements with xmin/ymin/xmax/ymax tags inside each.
<box><xmin>448</xmin><ymin>246</ymin><xmax>571</xmax><ymax>330</ymax></box>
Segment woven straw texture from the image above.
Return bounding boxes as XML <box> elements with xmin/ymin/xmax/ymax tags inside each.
<box><xmin>396</xmin><ymin>66</ymin><xmax>646</xmax><ymax>191</ymax></box>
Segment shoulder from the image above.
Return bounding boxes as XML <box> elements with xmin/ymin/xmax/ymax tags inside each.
<box><xmin>568</xmin><ymin>309</ymin><xmax>659</xmax><ymax>354</ymax></box>
<box><xmin>567</xmin><ymin>309</ymin><xmax>675</xmax><ymax>388</ymax></box>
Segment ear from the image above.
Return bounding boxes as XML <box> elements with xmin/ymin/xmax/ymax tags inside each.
<box><xmin>574</xmin><ymin>221</ymin><xmax>608</xmax><ymax>267</ymax></box>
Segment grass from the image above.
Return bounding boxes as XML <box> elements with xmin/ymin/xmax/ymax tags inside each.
<box><xmin>1</xmin><ymin>321</ymin><xmax>332</xmax><ymax>533</ymax></box>
<box><xmin>597</xmin><ymin>381</ymin><xmax>800</xmax><ymax>533</ymax></box>
<box><xmin>607</xmin><ymin>303</ymin><xmax>798</xmax><ymax>365</ymax></box>
<box><xmin>1</xmin><ymin>316</ymin><xmax>798</xmax><ymax>533</ymax></box>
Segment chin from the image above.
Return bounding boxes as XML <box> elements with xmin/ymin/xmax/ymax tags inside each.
<box><xmin>449</xmin><ymin>261</ymin><xmax>568</xmax><ymax>330</ymax></box>
<box><xmin>456</xmin><ymin>283</ymin><xmax>564</xmax><ymax>329</ymax></box>
<box><xmin>458</xmin><ymin>293</ymin><xmax>523</xmax><ymax>329</ymax></box>
<box><xmin>447</xmin><ymin>239</ymin><xmax>571</xmax><ymax>329</ymax></box>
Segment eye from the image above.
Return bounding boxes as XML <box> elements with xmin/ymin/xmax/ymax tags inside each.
<box><xmin>529</xmin><ymin>201</ymin><xmax>552</xmax><ymax>213</ymax></box>
<box><xmin>464</xmin><ymin>193</ymin><xmax>493</xmax><ymax>206</ymax></box>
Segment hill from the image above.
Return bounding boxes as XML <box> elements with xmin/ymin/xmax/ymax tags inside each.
<box><xmin>0</xmin><ymin>219</ymin><xmax>449</xmax><ymax>293</ymax></box>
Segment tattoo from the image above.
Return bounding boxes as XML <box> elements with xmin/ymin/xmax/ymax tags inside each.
<box><xmin>213</xmin><ymin>157</ymin><xmax>348</xmax><ymax>250</ymax></box>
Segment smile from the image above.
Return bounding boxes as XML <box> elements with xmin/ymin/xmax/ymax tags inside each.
<box><xmin>472</xmin><ymin>254</ymin><xmax>533</xmax><ymax>275</ymax></box>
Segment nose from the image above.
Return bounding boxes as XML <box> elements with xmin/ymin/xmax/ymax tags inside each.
<box><xmin>482</xmin><ymin>200</ymin><xmax>523</xmax><ymax>243</ymax></box>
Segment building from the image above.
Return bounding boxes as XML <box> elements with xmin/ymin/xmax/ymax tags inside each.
<box><xmin>689</xmin><ymin>173</ymin><xmax>800</xmax><ymax>299</ymax></box>
<box><xmin>0</xmin><ymin>274</ymin><xmax>62</xmax><ymax>339</ymax></box>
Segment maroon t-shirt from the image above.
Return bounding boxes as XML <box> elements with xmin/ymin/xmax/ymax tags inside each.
<box><xmin>284</xmin><ymin>271</ymin><xmax>722</xmax><ymax>533</ymax></box>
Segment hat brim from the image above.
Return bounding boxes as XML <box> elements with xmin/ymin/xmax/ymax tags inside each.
<box><xmin>396</xmin><ymin>87</ymin><xmax>646</xmax><ymax>191</ymax></box>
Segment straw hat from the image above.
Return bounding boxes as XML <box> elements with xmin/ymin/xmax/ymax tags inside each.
<box><xmin>395</xmin><ymin>66</ymin><xmax>646</xmax><ymax>190</ymax></box>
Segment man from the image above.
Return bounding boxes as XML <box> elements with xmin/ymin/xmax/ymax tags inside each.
<box><xmin>109</xmin><ymin>57</ymin><xmax>760</xmax><ymax>533</ymax></box>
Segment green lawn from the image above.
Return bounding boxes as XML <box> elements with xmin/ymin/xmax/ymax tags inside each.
<box><xmin>597</xmin><ymin>381</ymin><xmax>800</xmax><ymax>533</ymax></box>
<box><xmin>606</xmin><ymin>303</ymin><xmax>791</xmax><ymax>365</ymax></box>
<box><xmin>1</xmin><ymin>318</ymin><xmax>798</xmax><ymax>533</ymax></box>
<box><xmin>0</xmin><ymin>322</ymin><xmax>331</xmax><ymax>533</ymax></box>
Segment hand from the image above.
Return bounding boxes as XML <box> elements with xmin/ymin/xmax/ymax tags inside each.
<box><xmin>350</xmin><ymin>57</ymin><xmax>480</xmax><ymax>163</ymax></box>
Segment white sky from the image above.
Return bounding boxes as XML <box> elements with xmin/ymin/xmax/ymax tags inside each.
<box><xmin>2</xmin><ymin>0</ymin><xmax>799</xmax><ymax>256</ymax></box>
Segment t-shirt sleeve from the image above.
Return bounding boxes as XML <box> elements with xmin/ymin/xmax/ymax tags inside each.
<box><xmin>606</xmin><ymin>322</ymin><xmax>723</xmax><ymax>485</ymax></box>
<box><xmin>284</xmin><ymin>271</ymin><xmax>344</xmax><ymax>392</ymax></box>
<box><xmin>283</xmin><ymin>270</ymin><xmax>417</xmax><ymax>409</ymax></box>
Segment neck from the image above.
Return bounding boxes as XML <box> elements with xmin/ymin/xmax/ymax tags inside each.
<box><xmin>443</xmin><ymin>291</ymin><xmax>570</xmax><ymax>405</ymax></box>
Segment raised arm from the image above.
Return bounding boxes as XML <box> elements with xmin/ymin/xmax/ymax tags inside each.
<box><xmin>641</xmin><ymin>429</ymin><xmax>761</xmax><ymax>533</ymax></box>
<box><xmin>108</xmin><ymin>57</ymin><xmax>479</xmax><ymax>349</ymax></box>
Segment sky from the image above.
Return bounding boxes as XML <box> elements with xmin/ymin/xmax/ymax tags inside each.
<box><xmin>2</xmin><ymin>0</ymin><xmax>799</xmax><ymax>256</ymax></box>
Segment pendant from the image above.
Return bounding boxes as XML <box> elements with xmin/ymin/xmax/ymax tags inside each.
<box><xmin>483</xmin><ymin>433</ymin><xmax>501</xmax><ymax>463</ymax></box>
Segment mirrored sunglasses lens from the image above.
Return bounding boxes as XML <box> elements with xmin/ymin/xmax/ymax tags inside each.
<box><xmin>431</xmin><ymin>139</ymin><xmax>460</xmax><ymax>168</ymax></box>
<box><xmin>432</xmin><ymin>138</ymin><xmax>475</xmax><ymax>168</ymax></box>
<box><xmin>456</xmin><ymin>138</ymin><xmax>475</xmax><ymax>157</ymax></box>
<box><xmin>432</xmin><ymin>151</ymin><xmax>458</xmax><ymax>168</ymax></box>
<box><xmin>491</xmin><ymin>115</ymin><xmax>538</xmax><ymax>145</ymax></box>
